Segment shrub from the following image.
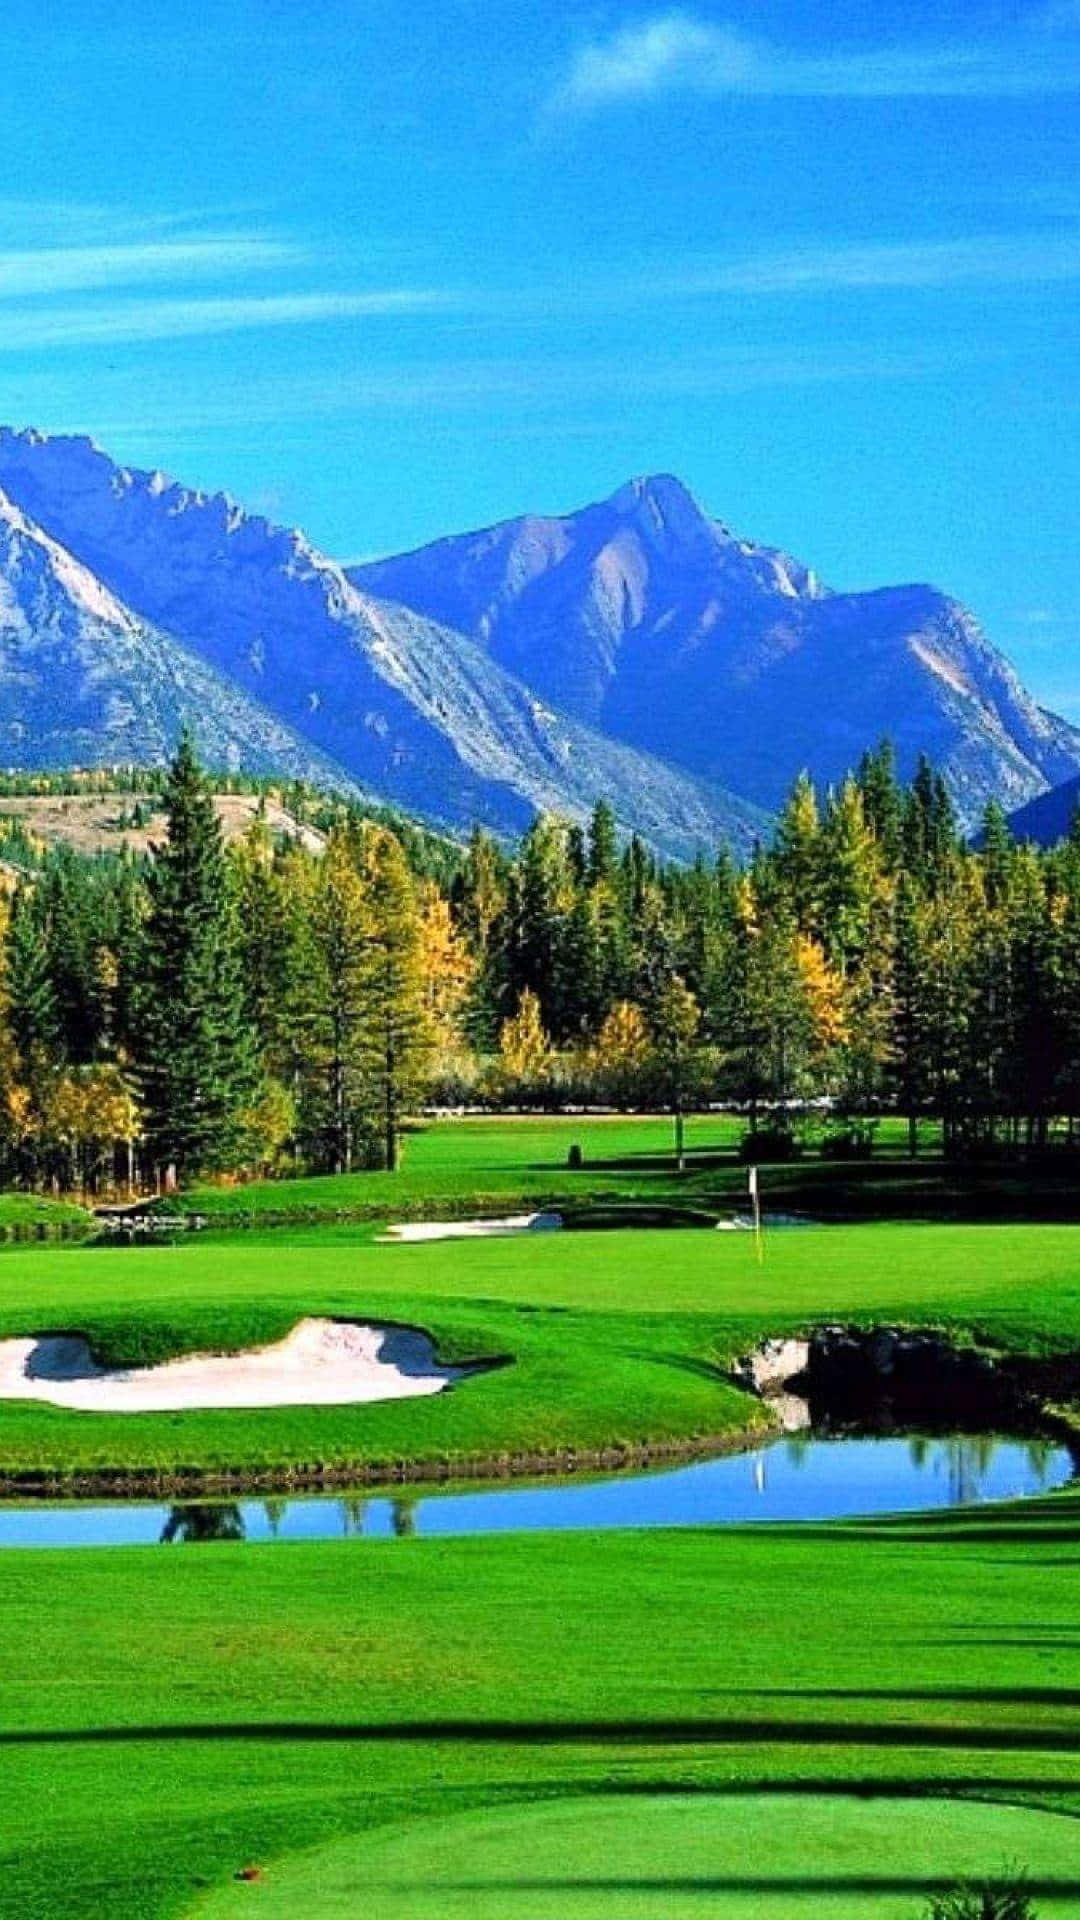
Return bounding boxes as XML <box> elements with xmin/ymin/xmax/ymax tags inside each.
<box><xmin>925</xmin><ymin>1869</ymin><xmax>1036</xmax><ymax>1920</ymax></box>
<box><xmin>567</xmin><ymin>1142</ymin><xmax>584</xmax><ymax>1170</ymax></box>
<box><xmin>820</xmin><ymin>1122</ymin><xmax>877</xmax><ymax>1161</ymax></box>
<box><xmin>738</xmin><ymin>1127</ymin><xmax>801</xmax><ymax>1164</ymax></box>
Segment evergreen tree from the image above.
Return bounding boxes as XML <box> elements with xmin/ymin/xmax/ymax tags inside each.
<box><xmin>891</xmin><ymin>871</ymin><xmax>926</xmax><ymax>1157</ymax></box>
<box><xmin>6</xmin><ymin>884</ymin><xmax>59</xmax><ymax>1081</ymax></box>
<box><xmin>773</xmin><ymin>772</ymin><xmax>821</xmax><ymax>934</ymax></box>
<box><xmin>303</xmin><ymin>828</ymin><xmax>370</xmax><ymax>1173</ymax></box>
<box><xmin>587</xmin><ymin>799</ymin><xmax>618</xmax><ymax>888</ymax></box>
<box><xmin>651</xmin><ymin>974</ymin><xmax>700</xmax><ymax>1171</ymax></box>
<box><xmin>980</xmin><ymin>799</ymin><xmax>1013</xmax><ymax>911</ymax></box>
<box><xmin>856</xmin><ymin>741</ymin><xmax>903</xmax><ymax>871</ymax></box>
<box><xmin>137</xmin><ymin>734</ymin><xmax>255</xmax><ymax>1181</ymax></box>
<box><xmin>356</xmin><ymin>826</ymin><xmax>432</xmax><ymax>1172</ymax></box>
<box><xmin>819</xmin><ymin>778</ymin><xmax>878</xmax><ymax>972</ymax></box>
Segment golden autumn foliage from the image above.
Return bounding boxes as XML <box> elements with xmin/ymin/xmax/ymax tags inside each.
<box><xmin>417</xmin><ymin>883</ymin><xmax>475</xmax><ymax>1048</ymax></box>
<box><xmin>587</xmin><ymin>1000</ymin><xmax>651</xmax><ymax>1076</ymax></box>
<box><xmin>795</xmin><ymin>935</ymin><xmax>849</xmax><ymax>1053</ymax></box>
<box><xmin>498</xmin><ymin>989</ymin><xmax>550</xmax><ymax>1084</ymax></box>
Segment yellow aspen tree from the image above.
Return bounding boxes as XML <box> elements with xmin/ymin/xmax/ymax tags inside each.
<box><xmin>417</xmin><ymin>883</ymin><xmax>475</xmax><ymax>1049</ymax></box>
<box><xmin>587</xmin><ymin>999</ymin><xmax>651</xmax><ymax>1105</ymax></box>
<box><xmin>498</xmin><ymin>988</ymin><xmax>551</xmax><ymax>1087</ymax></box>
<box><xmin>796</xmin><ymin>934</ymin><xmax>849</xmax><ymax>1056</ymax></box>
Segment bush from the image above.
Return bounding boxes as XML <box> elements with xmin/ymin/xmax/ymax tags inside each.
<box><xmin>567</xmin><ymin>1143</ymin><xmax>584</xmax><ymax>1170</ymax></box>
<box><xmin>738</xmin><ymin>1127</ymin><xmax>801</xmax><ymax>1164</ymax></box>
<box><xmin>925</xmin><ymin>1870</ymin><xmax>1036</xmax><ymax>1920</ymax></box>
<box><xmin>820</xmin><ymin>1123</ymin><xmax>877</xmax><ymax>1161</ymax></box>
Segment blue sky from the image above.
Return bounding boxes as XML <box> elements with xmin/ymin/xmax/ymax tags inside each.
<box><xmin>2</xmin><ymin>1</ymin><xmax>1079</xmax><ymax>708</ymax></box>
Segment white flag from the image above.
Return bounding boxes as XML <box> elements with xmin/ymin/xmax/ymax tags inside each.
<box><xmin>748</xmin><ymin>1165</ymin><xmax>758</xmax><ymax>1203</ymax></box>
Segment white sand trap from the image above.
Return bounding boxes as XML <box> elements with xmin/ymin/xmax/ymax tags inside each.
<box><xmin>0</xmin><ymin>1318</ymin><xmax>471</xmax><ymax>1414</ymax></box>
<box><xmin>381</xmin><ymin>1211</ymin><xmax>563</xmax><ymax>1244</ymax></box>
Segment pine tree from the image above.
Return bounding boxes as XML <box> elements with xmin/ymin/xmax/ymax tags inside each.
<box><xmin>891</xmin><ymin>870</ymin><xmax>927</xmax><ymax>1157</ymax></box>
<box><xmin>6</xmin><ymin>885</ymin><xmax>59</xmax><ymax>1083</ymax></box>
<box><xmin>303</xmin><ymin>828</ymin><xmax>370</xmax><ymax>1173</ymax></box>
<box><xmin>980</xmin><ymin>799</ymin><xmax>1013</xmax><ymax>911</ymax></box>
<box><xmin>356</xmin><ymin>826</ymin><xmax>431</xmax><ymax>1173</ymax></box>
<box><xmin>509</xmin><ymin>816</ymin><xmax>575</xmax><ymax>1037</ymax></box>
<box><xmin>137</xmin><ymin>734</ymin><xmax>255</xmax><ymax>1182</ymax></box>
<box><xmin>587</xmin><ymin>799</ymin><xmax>618</xmax><ymax>888</ymax></box>
<box><xmin>819</xmin><ymin>778</ymin><xmax>879</xmax><ymax>972</ymax></box>
<box><xmin>856</xmin><ymin>741</ymin><xmax>903</xmax><ymax>872</ymax></box>
<box><xmin>773</xmin><ymin>772</ymin><xmax>821</xmax><ymax>934</ymax></box>
<box><xmin>455</xmin><ymin>828</ymin><xmax>508</xmax><ymax>1049</ymax></box>
<box><xmin>651</xmin><ymin>974</ymin><xmax>700</xmax><ymax>1171</ymax></box>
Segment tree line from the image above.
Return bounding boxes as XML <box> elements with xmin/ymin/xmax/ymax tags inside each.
<box><xmin>2</xmin><ymin>735</ymin><xmax>1080</xmax><ymax>1193</ymax></box>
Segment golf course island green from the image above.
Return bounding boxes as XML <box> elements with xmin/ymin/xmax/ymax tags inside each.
<box><xmin>0</xmin><ymin>1118</ymin><xmax>1077</xmax><ymax>1919</ymax></box>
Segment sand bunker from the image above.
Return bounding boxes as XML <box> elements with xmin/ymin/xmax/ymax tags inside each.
<box><xmin>381</xmin><ymin>1211</ymin><xmax>563</xmax><ymax>1244</ymax></box>
<box><xmin>0</xmin><ymin>1318</ymin><xmax>471</xmax><ymax>1414</ymax></box>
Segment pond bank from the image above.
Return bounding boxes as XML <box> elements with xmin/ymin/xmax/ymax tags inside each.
<box><xmin>0</xmin><ymin>1426</ymin><xmax>1071</xmax><ymax>1547</ymax></box>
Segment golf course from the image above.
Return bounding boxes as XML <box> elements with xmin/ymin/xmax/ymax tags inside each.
<box><xmin>0</xmin><ymin>1116</ymin><xmax>1076</xmax><ymax>1918</ymax></box>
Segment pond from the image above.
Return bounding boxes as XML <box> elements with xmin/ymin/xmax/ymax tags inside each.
<box><xmin>0</xmin><ymin>1428</ymin><xmax>1073</xmax><ymax>1547</ymax></box>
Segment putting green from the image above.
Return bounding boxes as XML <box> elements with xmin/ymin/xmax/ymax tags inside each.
<box><xmin>197</xmin><ymin>1792</ymin><xmax>1080</xmax><ymax>1917</ymax></box>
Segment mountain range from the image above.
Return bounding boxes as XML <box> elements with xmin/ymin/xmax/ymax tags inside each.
<box><xmin>0</xmin><ymin>427</ymin><xmax>1075</xmax><ymax>856</ymax></box>
<box><xmin>353</xmin><ymin>473</ymin><xmax>1080</xmax><ymax>826</ymax></box>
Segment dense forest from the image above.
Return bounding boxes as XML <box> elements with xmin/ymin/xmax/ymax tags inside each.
<box><xmin>3</xmin><ymin>735</ymin><xmax>1080</xmax><ymax>1194</ymax></box>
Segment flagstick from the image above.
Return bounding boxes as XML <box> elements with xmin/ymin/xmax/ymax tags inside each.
<box><xmin>750</xmin><ymin>1163</ymin><xmax>764</xmax><ymax>1264</ymax></box>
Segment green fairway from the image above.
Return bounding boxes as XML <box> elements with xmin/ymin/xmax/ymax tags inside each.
<box><xmin>0</xmin><ymin>1507</ymin><xmax>1078</xmax><ymax>1919</ymax></box>
<box><xmin>197</xmin><ymin>1791</ymin><xmax>1080</xmax><ymax>1918</ymax></box>
<box><xmin>0</xmin><ymin>1218</ymin><xmax>1078</xmax><ymax>1481</ymax></box>
<box><xmin>0</xmin><ymin>1183</ymin><xmax>1077</xmax><ymax>1917</ymax></box>
<box><xmin>165</xmin><ymin>1114</ymin><xmax>749</xmax><ymax>1222</ymax></box>
<box><xmin>163</xmin><ymin>1113</ymin><xmax>966</xmax><ymax>1227</ymax></box>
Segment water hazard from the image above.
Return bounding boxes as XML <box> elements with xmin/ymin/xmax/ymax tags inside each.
<box><xmin>0</xmin><ymin>1428</ymin><xmax>1072</xmax><ymax>1548</ymax></box>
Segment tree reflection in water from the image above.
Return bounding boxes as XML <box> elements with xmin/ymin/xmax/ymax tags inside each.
<box><xmin>340</xmin><ymin>1498</ymin><xmax>368</xmax><ymax>1537</ymax></box>
<box><xmin>262</xmin><ymin>1498</ymin><xmax>286</xmax><ymax>1538</ymax></box>
<box><xmin>392</xmin><ymin>1497</ymin><xmax>417</xmax><ymax>1537</ymax></box>
<box><xmin>160</xmin><ymin>1503</ymin><xmax>246</xmax><ymax>1544</ymax></box>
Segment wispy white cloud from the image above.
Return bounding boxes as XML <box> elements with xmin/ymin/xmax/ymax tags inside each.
<box><xmin>0</xmin><ymin>237</ymin><xmax>295</xmax><ymax>301</ymax></box>
<box><xmin>433</xmin><ymin>229</ymin><xmax>1080</xmax><ymax>319</ymax></box>
<box><xmin>663</xmin><ymin>231</ymin><xmax>1080</xmax><ymax>296</ymax></box>
<box><xmin>551</xmin><ymin>11</ymin><xmax>1080</xmax><ymax>111</ymax></box>
<box><xmin>55</xmin><ymin>339</ymin><xmax>1000</xmax><ymax>432</ymax></box>
<box><xmin>0</xmin><ymin>289</ymin><xmax>445</xmax><ymax>353</ymax></box>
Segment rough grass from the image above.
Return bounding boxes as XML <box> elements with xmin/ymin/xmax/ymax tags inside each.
<box><xmin>0</xmin><ymin>1504</ymin><xmax>1077</xmax><ymax>1918</ymax></box>
<box><xmin>0</xmin><ymin>1192</ymin><xmax>89</xmax><ymax>1229</ymax></box>
<box><xmin>0</xmin><ymin>1220</ymin><xmax>1078</xmax><ymax>1481</ymax></box>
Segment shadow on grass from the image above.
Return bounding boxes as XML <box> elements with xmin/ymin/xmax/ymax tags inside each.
<box><xmin>701</xmin><ymin>1685</ymin><xmax>1080</xmax><ymax>1710</ymax></box>
<box><xmin>377</xmin><ymin>1874</ymin><xmax>1080</xmax><ymax>1897</ymax></box>
<box><xmin>2</xmin><ymin>1717</ymin><xmax>1079</xmax><ymax>1753</ymax></box>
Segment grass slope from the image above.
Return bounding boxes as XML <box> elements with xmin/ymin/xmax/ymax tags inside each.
<box><xmin>0</xmin><ymin>1220</ymin><xmax>1077</xmax><ymax>1481</ymax></box>
<box><xmin>198</xmin><ymin>1793</ymin><xmax>1080</xmax><ymax>1919</ymax></box>
<box><xmin>0</xmin><ymin>1505</ymin><xmax>1077</xmax><ymax>1918</ymax></box>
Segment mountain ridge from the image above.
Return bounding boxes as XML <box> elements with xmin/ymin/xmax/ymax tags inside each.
<box><xmin>0</xmin><ymin>430</ymin><xmax>766</xmax><ymax>860</ymax></box>
<box><xmin>0</xmin><ymin>486</ymin><xmax>372</xmax><ymax>793</ymax></box>
<box><xmin>0</xmin><ymin>427</ymin><xmax>1074</xmax><ymax>847</ymax></box>
<box><xmin>351</xmin><ymin>473</ymin><xmax>1080</xmax><ymax>828</ymax></box>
